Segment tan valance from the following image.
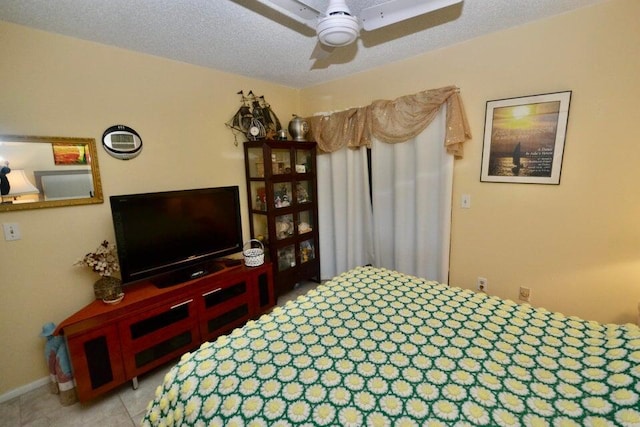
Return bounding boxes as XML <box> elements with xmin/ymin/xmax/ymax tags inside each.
<box><xmin>306</xmin><ymin>85</ymin><xmax>471</xmax><ymax>157</ymax></box>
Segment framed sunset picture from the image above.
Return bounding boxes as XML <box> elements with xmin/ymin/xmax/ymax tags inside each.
<box><xmin>480</xmin><ymin>91</ymin><xmax>572</xmax><ymax>184</ymax></box>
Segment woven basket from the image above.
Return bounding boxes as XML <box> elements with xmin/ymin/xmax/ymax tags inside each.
<box><xmin>243</xmin><ymin>239</ymin><xmax>265</xmax><ymax>267</ymax></box>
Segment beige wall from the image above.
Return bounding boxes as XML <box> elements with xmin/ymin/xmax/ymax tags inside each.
<box><xmin>301</xmin><ymin>0</ymin><xmax>640</xmax><ymax>325</ymax></box>
<box><xmin>2</xmin><ymin>0</ymin><xmax>639</xmax><ymax>398</ymax></box>
<box><xmin>0</xmin><ymin>21</ymin><xmax>300</xmax><ymax>395</ymax></box>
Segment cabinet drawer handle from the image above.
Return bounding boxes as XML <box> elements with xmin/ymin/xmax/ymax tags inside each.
<box><xmin>170</xmin><ymin>299</ymin><xmax>193</xmax><ymax>310</ymax></box>
<box><xmin>202</xmin><ymin>288</ymin><xmax>222</xmax><ymax>297</ymax></box>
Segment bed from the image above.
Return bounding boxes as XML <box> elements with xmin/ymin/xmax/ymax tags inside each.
<box><xmin>142</xmin><ymin>266</ymin><xmax>640</xmax><ymax>426</ymax></box>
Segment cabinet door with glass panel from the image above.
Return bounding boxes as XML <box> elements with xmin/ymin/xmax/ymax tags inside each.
<box><xmin>244</xmin><ymin>140</ymin><xmax>320</xmax><ymax>296</ymax></box>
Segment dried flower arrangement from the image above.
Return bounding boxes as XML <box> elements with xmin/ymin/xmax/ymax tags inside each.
<box><xmin>74</xmin><ymin>240</ymin><xmax>120</xmax><ymax>277</ymax></box>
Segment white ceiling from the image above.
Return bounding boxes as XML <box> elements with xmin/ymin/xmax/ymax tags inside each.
<box><xmin>0</xmin><ymin>0</ymin><xmax>608</xmax><ymax>89</ymax></box>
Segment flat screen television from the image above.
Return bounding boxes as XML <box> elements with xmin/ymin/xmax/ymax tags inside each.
<box><xmin>110</xmin><ymin>186</ymin><xmax>243</xmax><ymax>288</ymax></box>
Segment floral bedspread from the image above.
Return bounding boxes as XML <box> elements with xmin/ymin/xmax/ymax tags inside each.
<box><xmin>142</xmin><ymin>266</ymin><xmax>640</xmax><ymax>426</ymax></box>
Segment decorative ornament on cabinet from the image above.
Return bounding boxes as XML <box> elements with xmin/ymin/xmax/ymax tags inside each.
<box><xmin>288</xmin><ymin>114</ymin><xmax>309</xmax><ymax>142</ymax></box>
<box><xmin>226</xmin><ymin>90</ymin><xmax>282</xmax><ymax>145</ymax></box>
<box><xmin>73</xmin><ymin>240</ymin><xmax>123</xmax><ymax>303</ymax></box>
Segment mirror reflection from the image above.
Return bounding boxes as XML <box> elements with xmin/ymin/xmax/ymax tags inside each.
<box><xmin>0</xmin><ymin>135</ymin><xmax>103</xmax><ymax>211</ymax></box>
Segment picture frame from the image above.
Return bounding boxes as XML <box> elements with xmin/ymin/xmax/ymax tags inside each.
<box><xmin>480</xmin><ymin>91</ymin><xmax>571</xmax><ymax>184</ymax></box>
<box><xmin>52</xmin><ymin>143</ymin><xmax>89</xmax><ymax>165</ymax></box>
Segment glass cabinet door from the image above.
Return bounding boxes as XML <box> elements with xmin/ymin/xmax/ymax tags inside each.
<box><xmin>273</xmin><ymin>182</ymin><xmax>292</xmax><ymax>208</ymax></box>
<box><xmin>295</xmin><ymin>149</ymin><xmax>312</xmax><ymax>174</ymax></box>
<box><xmin>275</xmin><ymin>213</ymin><xmax>294</xmax><ymax>240</ymax></box>
<box><xmin>271</xmin><ymin>149</ymin><xmax>291</xmax><ymax>175</ymax></box>
<box><xmin>250</xmin><ymin>182</ymin><xmax>267</xmax><ymax>211</ymax></box>
<box><xmin>252</xmin><ymin>214</ymin><xmax>269</xmax><ymax>244</ymax></box>
<box><xmin>295</xmin><ymin>180</ymin><xmax>312</xmax><ymax>204</ymax></box>
<box><xmin>277</xmin><ymin>245</ymin><xmax>296</xmax><ymax>271</ymax></box>
<box><xmin>247</xmin><ymin>147</ymin><xmax>265</xmax><ymax>178</ymax></box>
<box><xmin>297</xmin><ymin>210</ymin><xmax>314</xmax><ymax>236</ymax></box>
<box><xmin>300</xmin><ymin>238</ymin><xmax>316</xmax><ymax>264</ymax></box>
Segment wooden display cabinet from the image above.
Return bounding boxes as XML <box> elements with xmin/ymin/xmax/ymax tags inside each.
<box><xmin>56</xmin><ymin>262</ymin><xmax>274</xmax><ymax>402</ymax></box>
<box><xmin>244</xmin><ymin>140</ymin><xmax>321</xmax><ymax>296</ymax></box>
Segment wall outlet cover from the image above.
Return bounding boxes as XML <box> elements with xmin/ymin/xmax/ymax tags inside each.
<box><xmin>3</xmin><ymin>223</ymin><xmax>21</xmax><ymax>241</ymax></box>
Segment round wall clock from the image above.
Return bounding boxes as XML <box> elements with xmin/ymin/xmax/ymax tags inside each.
<box><xmin>102</xmin><ymin>125</ymin><xmax>143</xmax><ymax>160</ymax></box>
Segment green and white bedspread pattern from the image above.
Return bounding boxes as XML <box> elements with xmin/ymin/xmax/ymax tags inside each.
<box><xmin>142</xmin><ymin>266</ymin><xmax>640</xmax><ymax>427</ymax></box>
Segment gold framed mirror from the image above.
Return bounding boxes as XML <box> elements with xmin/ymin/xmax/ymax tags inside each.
<box><xmin>0</xmin><ymin>135</ymin><xmax>103</xmax><ymax>212</ymax></box>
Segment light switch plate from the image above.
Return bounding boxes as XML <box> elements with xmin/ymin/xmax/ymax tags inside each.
<box><xmin>461</xmin><ymin>194</ymin><xmax>471</xmax><ymax>209</ymax></box>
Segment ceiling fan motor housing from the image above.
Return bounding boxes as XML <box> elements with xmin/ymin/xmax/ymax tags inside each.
<box><xmin>316</xmin><ymin>0</ymin><xmax>360</xmax><ymax>47</ymax></box>
<box><xmin>317</xmin><ymin>14</ymin><xmax>360</xmax><ymax>47</ymax></box>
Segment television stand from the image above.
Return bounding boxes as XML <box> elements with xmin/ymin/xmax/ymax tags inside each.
<box><xmin>151</xmin><ymin>260</ymin><xmax>226</xmax><ymax>288</ymax></box>
<box><xmin>55</xmin><ymin>261</ymin><xmax>274</xmax><ymax>402</ymax></box>
<box><xmin>219</xmin><ymin>257</ymin><xmax>243</xmax><ymax>267</ymax></box>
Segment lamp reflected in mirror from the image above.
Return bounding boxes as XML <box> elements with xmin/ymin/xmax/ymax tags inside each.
<box><xmin>2</xmin><ymin>169</ymin><xmax>40</xmax><ymax>204</ymax></box>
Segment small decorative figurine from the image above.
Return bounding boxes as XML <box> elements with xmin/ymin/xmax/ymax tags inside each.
<box><xmin>300</xmin><ymin>241</ymin><xmax>314</xmax><ymax>263</ymax></box>
<box><xmin>296</xmin><ymin>182</ymin><xmax>309</xmax><ymax>203</ymax></box>
<box><xmin>40</xmin><ymin>322</ymin><xmax>77</xmax><ymax>405</ymax></box>
<box><xmin>275</xmin><ymin>184</ymin><xmax>291</xmax><ymax>208</ymax></box>
<box><xmin>298</xmin><ymin>222</ymin><xmax>312</xmax><ymax>233</ymax></box>
<box><xmin>276</xmin><ymin>217</ymin><xmax>294</xmax><ymax>239</ymax></box>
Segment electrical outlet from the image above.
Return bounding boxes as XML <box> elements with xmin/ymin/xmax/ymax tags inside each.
<box><xmin>519</xmin><ymin>286</ymin><xmax>531</xmax><ymax>302</ymax></box>
<box><xmin>3</xmin><ymin>223</ymin><xmax>21</xmax><ymax>241</ymax></box>
<box><xmin>477</xmin><ymin>277</ymin><xmax>488</xmax><ymax>292</ymax></box>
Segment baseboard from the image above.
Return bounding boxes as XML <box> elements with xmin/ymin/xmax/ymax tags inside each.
<box><xmin>0</xmin><ymin>376</ymin><xmax>50</xmax><ymax>404</ymax></box>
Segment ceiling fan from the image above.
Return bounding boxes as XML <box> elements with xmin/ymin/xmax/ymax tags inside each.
<box><xmin>253</xmin><ymin>0</ymin><xmax>463</xmax><ymax>59</ymax></box>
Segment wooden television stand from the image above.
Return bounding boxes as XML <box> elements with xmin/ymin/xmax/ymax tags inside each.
<box><xmin>56</xmin><ymin>261</ymin><xmax>274</xmax><ymax>402</ymax></box>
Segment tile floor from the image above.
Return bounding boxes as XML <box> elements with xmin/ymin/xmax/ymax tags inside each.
<box><xmin>0</xmin><ymin>280</ymin><xmax>319</xmax><ymax>427</ymax></box>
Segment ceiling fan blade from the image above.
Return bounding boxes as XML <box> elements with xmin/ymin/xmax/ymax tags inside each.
<box><xmin>253</xmin><ymin>0</ymin><xmax>322</xmax><ymax>30</ymax></box>
<box><xmin>310</xmin><ymin>41</ymin><xmax>335</xmax><ymax>60</ymax></box>
<box><xmin>360</xmin><ymin>0</ymin><xmax>463</xmax><ymax>31</ymax></box>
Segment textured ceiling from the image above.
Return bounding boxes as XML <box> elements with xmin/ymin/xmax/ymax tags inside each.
<box><xmin>0</xmin><ymin>0</ymin><xmax>608</xmax><ymax>89</ymax></box>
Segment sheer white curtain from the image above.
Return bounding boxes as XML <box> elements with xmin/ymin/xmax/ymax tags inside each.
<box><xmin>317</xmin><ymin>147</ymin><xmax>374</xmax><ymax>279</ymax></box>
<box><xmin>317</xmin><ymin>106</ymin><xmax>452</xmax><ymax>282</ymax></box>
<box><xmin>371</xmin><ymin>106</ymin><xmax>452</xmax><ymax>282</ymax></box>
